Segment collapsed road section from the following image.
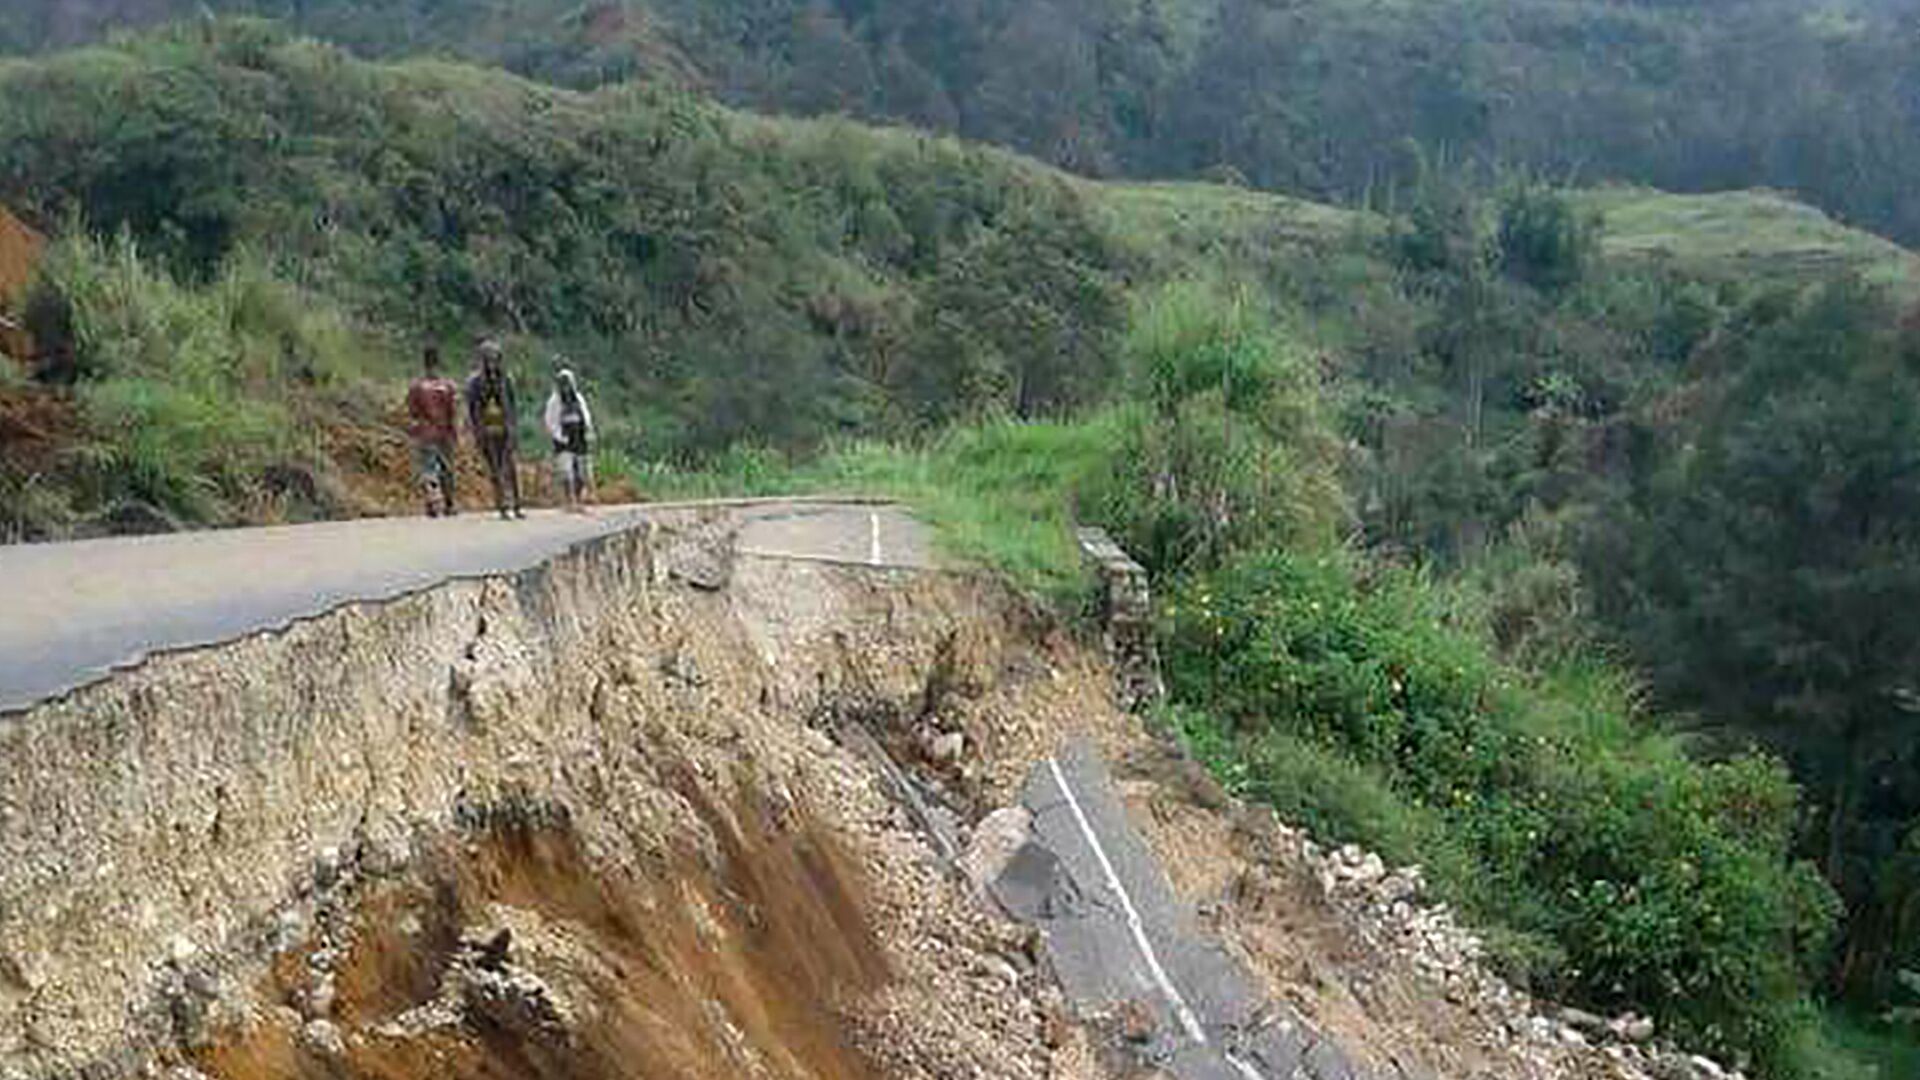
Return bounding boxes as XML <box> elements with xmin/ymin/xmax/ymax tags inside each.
<box><xmin>982</xmin><ymin>741</ymin><xmax>1371</xmax><ymax>1080</ymax></box>
<box><xmin>1</xmin><ymin>501</ymin><xmax>1642</xmax><ymax>1080</ymax></box>
<box><xmin>0</xmin><ymin>499</ymin><xmax>922</xmax><ymax>713</ymax></box>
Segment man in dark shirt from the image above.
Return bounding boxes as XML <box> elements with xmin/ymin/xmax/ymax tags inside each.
<box><xmin>406</xmin><ymin>345</ymin><xmax>461</xmax><ymax>517</ymax></box>
<box><xmin>465</xmin><ymin>338</ymin><xmax>524</xmax><ymax>520</ymax></box>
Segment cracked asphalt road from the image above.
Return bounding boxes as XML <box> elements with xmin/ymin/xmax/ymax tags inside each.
<box><xmin>0</xmin><ymin>499</ymin><xmax>928</xmax><ymax>713</ymax></box>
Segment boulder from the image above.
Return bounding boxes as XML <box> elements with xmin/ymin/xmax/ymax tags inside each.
<box><xmin>959</xmin><ymin>806</ymin><xmax>1033</xmax><ymax>893</ymax></box>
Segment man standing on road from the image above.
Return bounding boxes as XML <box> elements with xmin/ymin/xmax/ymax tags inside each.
<box><xmin>466</xmin><ymin>338</ymin><xmax>524</xmax><ymax>520</ymax></box>
<box><xmin>406</xmin><ymin>345</ymin><xmax>461</xmax><ymax>518</ymax></box>
<box><xmin>544</xmin><ymin>365</ymin><xmax>595</xmax><ymax>514</ymax></box>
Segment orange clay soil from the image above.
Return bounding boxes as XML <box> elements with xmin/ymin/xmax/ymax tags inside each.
<box><xmin>197</xmin><ymin>786</ymin><xmax>890</xmax><ymax>1080</ymax></box>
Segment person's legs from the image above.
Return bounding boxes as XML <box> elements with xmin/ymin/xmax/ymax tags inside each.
<box><xmin>412</xmin><ymin>441</ymin><xmax>441</xmax><ymax>517</ymax></box>
<box><xmin>503</xmin><ymin>440</ymin><xmax>524</xmax><ymax>518</ymax></box>
<box><xmin>481</xmin><ymin>435</ymin><xmax>510</xmax><ymax>518</ymax></box>
<box><xmin>435</xmin><ymin>442</ymin><xmax>457</xmax><ymax>516</ymax></box>
<box><xmin>554</xmin><ymin>452</ymin><xmax>577</xmax><ymax>509</ymax></box>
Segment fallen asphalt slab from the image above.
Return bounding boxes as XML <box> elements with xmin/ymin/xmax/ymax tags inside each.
<box><xmin>996</xmin><ymin>739</ymin><xmax>1376</xmax><ymax>1080</ymax></box>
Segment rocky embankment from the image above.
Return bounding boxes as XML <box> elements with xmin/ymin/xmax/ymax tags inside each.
<box><xmin>0</xmin><ymin>509</ymin><xmax>1753</xmax><ymax>1080</ymax></box>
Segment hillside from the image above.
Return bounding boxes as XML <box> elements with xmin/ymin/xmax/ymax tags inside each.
<box><xmin>4</xmin><ymin>0</ymin><xmax>1920</xmax><ymax>252</ymax></box>
<box><xmin>3</xmin><ymin>20</ymin><xmax>1915</xmax><ymax>544</ymax></box>
<box><xmin>3</xmin><ymin>19</ymin><xmax>1920</xmax><ymax>1080</ymax></box>
<box><xmin>0</xmin><ymin>23</ymin><xmax>1132</xmax><ymax>535</ymax></box>
<box><xmin>1580</xmin><ymin>187</ymin><xmax>1920</xmax><ymax>299</ymax></box>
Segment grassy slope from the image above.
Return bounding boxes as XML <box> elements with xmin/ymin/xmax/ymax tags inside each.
<box><xmin>1094</xmin><ymin>177</ymin><xmax>1920</xmax><ymax>307</ymax></box>
<box><xmin>1579</xmin><ymin>186</ymin><xmax>1920</xmax><ymax>299</ymax></box>
<box><xmin>1092</xmin><ymin>180</ymin><xmax>1365</xmax><ymax>258</ymax></box>
<box><xmin>1107</xmin><ymin>179</ymin><xmax>1920</xmax><ymax>297</ymax></box>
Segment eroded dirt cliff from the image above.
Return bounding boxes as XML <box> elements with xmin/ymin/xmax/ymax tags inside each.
<box><xmin>0</xmin><ymin>511</ymin><xmax>1118</xmax><ymax>1079</ymax></box>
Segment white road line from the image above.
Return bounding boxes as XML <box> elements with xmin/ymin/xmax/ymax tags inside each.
<box><xmin>1044</xmin><ymin>756</ymin><xmax>1269</xmax><ymax>1080</ymax></box>
<box><xmin>868</xmin><ymin>510</ymin><xmax>883</xmax><ymax>566</ymax></box>
<box><xmin>1046</xmin><ymin>757</ymin><xmax>1207</xmax><ymax>1044</ymax></box>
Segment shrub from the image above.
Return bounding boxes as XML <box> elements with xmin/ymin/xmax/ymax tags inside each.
<box><xmin>1077</xmin><ymin>279</ymin><xmax>1348</xmax><ymax>574</ymax></box>
<box><xmin>1496</xmin><ymin>183</ymin><xmax>1600</xmax><ymax>294</ymax></box>
<box><xmin>1161</xmin><ymin>547</ymin><xmax>1840</xmax><ymax>1075</ymax></box>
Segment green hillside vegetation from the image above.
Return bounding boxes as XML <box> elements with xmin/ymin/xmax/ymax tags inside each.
<box><xmin>0</xmin><ymin>21</ymin><xmax>1131</xmax><ymax>531</ymax></box>
<box><xmin>9</xmin><ymin>17</ymin><xmax>1878</xmax><ymax>540</ymax></box>
<box><xmin>2</xmin><ymin>20</ymin><xmax>1918</xmax><ymax>1079</ymax></box>
<box><xmin>5</xmin><ymin>0</ymin><xmax>1920</xmax><ymax>253</ymax></box>
<box><xmin>1579</xmin><ymin>188</ymin><xmax>1920</xmax><ymax>299</ymax></box>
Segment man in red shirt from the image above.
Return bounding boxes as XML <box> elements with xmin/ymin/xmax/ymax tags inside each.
<box><xmin>406</xmin><ymin>345</ymin><xmax>462</xmax><ymax>517</ymax></box>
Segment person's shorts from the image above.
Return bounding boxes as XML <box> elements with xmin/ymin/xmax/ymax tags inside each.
<box><xmin>553</xmin><ymin>451</ymin><xmax>591</xmax><ymax>489</ymax></box>
<box><xmin>412</xmin><ymin>441</ymin><xmax>454</xmax><ymax>486</ymax></box>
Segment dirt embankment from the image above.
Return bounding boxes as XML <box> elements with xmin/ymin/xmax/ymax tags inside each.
<box><xmin>0</xmin><ymin>205</ymin><xmax>43</xmax><ymax>362</ymax></box>
<box><xmin>201</xmin><ymin>798</ymin><xmax>890</xmax><ymax>1080</ymax></box>
<box><xmin>0</xmin><ymin>513</ymin><xmax>1112</xmax><ymax>1079</ymax></box>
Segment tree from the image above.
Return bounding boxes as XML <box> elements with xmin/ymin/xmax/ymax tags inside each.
<box><xmin>1496</xmin><ymin>182</ymin><xmax>1598</xmax><ymax>295</ymax></box>
<box><xmin>1614</xmin><ymin>281</ymin><xmax>1920</xmax><ymax>995</ymax></box>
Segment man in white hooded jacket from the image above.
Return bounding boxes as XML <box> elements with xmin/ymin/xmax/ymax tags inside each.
<box><xmin>544</xmin><ymin>366</ymin><xmax>595</xmax><ymax>512</ymax></box>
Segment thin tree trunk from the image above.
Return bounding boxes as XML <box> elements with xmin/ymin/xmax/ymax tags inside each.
<box><xmin>1827</xmin><ymin>758</ymin><xmax>1853</xmax><ymax>895</ymax></box>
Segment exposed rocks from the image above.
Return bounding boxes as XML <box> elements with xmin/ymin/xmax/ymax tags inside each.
<box><xmin>1115</xmin><ymin>999</ymin><xmax>1158</xmax><ymax>1045</ymax></box>
<box><xmin>1076</xmin><ymin>527</ymin><xmax>1164</xmax><ymax>712</ymax></box>
<box><xmin>653</xmin><ymin>517</ymin><xmax>735</xmax><ymax>591</ymax></box>
<box><xmin>959</xmin><ymin>806</ymin><xmax>1034</xmax><ymax>895</ymax></box>
<box><xmin>924</xmin><ymin>730</ymin><xmax>966</xmax><ymax>766</ymax></box>
<box><xmin>298</xmin><ymin>1019</ymin><xmax>345</xmax><ymax>1060</ymax></box>
<box><xmin>1256</xmin><ymin>824</ymin><xmax>1746</xmax><ymax>1080</ymax></box>
<box><xmin>453</xmin><ymin>958</ymin><xmax>571</xmax><ymax>1046</ymax></box>
<box><xmin>660</xmin><ymin>649</ymin><xmax>706</xmax><ymax>688</ymax></box>
<box><xmin>1612</xmin><ymin>1014</ymin><xmax>1657</xmax><ymax>1045</ymax></box>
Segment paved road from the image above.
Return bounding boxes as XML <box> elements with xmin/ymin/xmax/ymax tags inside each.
<box><xmin>737</xmin><ymin>500</ymin><xmax>929</xmax><ymax>567</ymax></box>
<box><xmin>995</xmin><ymin>741</ymin><xmax>1374</xmax><ymax>1080</ymax></box>
<box><xmin>0</xmin><ymin>499</ymin><xmax>928</xmax><ymax>714</ymax></box>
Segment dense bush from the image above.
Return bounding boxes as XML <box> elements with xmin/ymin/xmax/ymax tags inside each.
<box><xmin>1160</xmin><ymin>549</ymin><xmax>1840</xmax><ymax>1075</ymax></box>
<box><xmin>1496</xmin><ymin>184</ymin><xmax>1600</xmax><ymax>295</ymax></box>
<box><xmin>1077</xmin><ymin>279</ymin><xmax>1349</xmax><ymax>575</ymax></box>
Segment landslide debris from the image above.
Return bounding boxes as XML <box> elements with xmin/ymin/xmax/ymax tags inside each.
<box><xmin>0</xmin><ymin>512</ymin><xmax>1759</xmax><ymax>1080</ymax></box>
<box><xmin>0</xmin><ymin>514</ymin><xmax>1114</xmax><ymax>1080</ymax></box>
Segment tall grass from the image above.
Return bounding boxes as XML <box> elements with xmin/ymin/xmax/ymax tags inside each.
<box><xmin>27</xmin><ymin>232</ymin><xmax>390</xmax><ymax>528</ymax></box>
<box><xmin>808</xmin><ymin>417</ymin><xmax>1119</xmax><ymax>599</ymax></box>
